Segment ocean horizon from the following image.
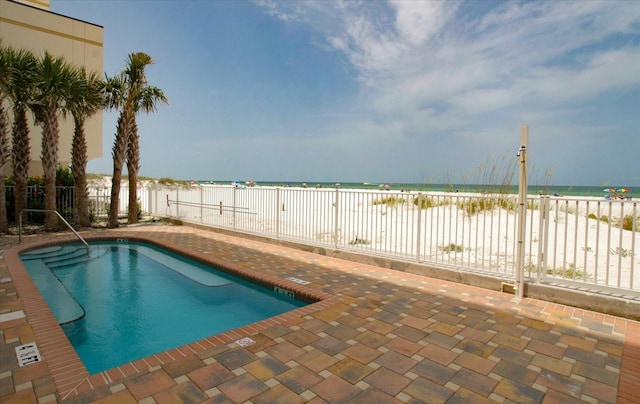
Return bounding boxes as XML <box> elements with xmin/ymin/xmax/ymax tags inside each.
<box><xmin>197</xmin><ymin>180</ymin><xmax>633</xmax><ymax>198</ymax></box>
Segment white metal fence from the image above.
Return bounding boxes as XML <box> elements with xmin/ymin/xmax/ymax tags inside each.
<box><xmin>89</xmin><ymin>184</ymin><xmax>639</xmax><ymax>296</ymax></box>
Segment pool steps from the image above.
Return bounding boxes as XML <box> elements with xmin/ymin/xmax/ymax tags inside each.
<box><xmin>19</xmin><ymin>243</ymin><xmax>233</xmax><ymax>325</ymax></box>
<box><xmin>23</xmin><ymin>259</ymin><xmax>85</xmax><ymax>324</ymax></box>
<box><xmin>130</xmin><ymin>245</ymin><xmax>232</xmax><ymax>287</ymax></box>
<box><xmin>48</xmin><ymin>248</ymin><xmax>108</xmax><ymax>268</ymax></box>
<box><xmin>22</xmin><ymin>245</ymin><xmax>109</xmax><ymax>268</ymax></box>
<box><xmin>22</xmin><ymin>245</ymin><xmax>233</xmax><ymax>288</ymax></box>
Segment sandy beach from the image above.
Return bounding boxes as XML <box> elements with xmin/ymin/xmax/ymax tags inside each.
<box><xmin>87</xmin><ymin>179</ymin><xmax>639</xmax><ymax>292</ymax></box>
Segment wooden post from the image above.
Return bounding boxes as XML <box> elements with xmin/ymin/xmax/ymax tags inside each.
<box><xmin>516</xmin><ymin>125</ymin><xmax>529</xmax><ymax>300</ymax></box>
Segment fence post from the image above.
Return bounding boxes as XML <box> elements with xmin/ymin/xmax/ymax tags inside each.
<box><xmin>175</xmin><ymin>186</ymin><xmax>179</xmax><ymax>218</ymax></box>
<box><xmin>233</xmin><ymin>185</ymin><xmax>237</xmax><ymax>231</ymax></box>
<box><xmin>276</xmin><ymin>187</ymin><xmax>281</xmax><ymax>238</ymax></box>
<box><xmin>416</xmin><ymin>193</ymin><xmax>423</xmax><ymax>262</ymax></box>
<box><xmin>334</xmin><ymin>189</ymin><xmax>339</xmax><ymax>249</ymax></box>
<box><xmin>537</xmin><ymin>196</ymin><xmax>550</xmax><ymax>283</ymax></box>
<box><xmin>146</xmin><ymin>186</ymin><xmax>152</xmax><ymax>217</ymax></box>
<box><xmin>200</xmin><ymin>185</ymin><xmax>204</xmax><ymax>223</ymax></box>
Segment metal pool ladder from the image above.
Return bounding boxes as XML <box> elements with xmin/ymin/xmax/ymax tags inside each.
<box><xmin>18</xmin><ymin>209</ymin><xmax>90</xmax><ymax>251</ymax></box>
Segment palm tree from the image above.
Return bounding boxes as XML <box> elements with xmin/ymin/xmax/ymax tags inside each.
<box><xmin>0</xmin><ymin>42</ymin><xmax>10</xmax><ymax>232</ymax></box>
<box><xmin>3</xmin><ymin>46</ymin><xmax>37</xmax><ymax>223</ymax></box>
<box><xmin>126</xmin><ymin>85</ymin><xmax>167</xmax><ymax>224</ymax></box>
<box><xmin>67</xmin><ymin>66</ymin><xmax>104</xmax><ymax>227</ymax></box>
<box><xmin>104</xmin><ymin>71</ymin><xmax>131</xmax><ymax>228</ymax></box>
<box><xmin>105</xmin><ymin>52</ymin><xmax>166</xmax><ymax>227</ymax></box>
<box><xmin>32</xmin><ymin>52</ymin><xmax>75</xmax><ymax>230</ymax></box>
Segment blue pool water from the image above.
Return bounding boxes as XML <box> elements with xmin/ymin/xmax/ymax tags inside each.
<box><xmin>20</xmin><ymin>241</ymin><xmax>306</xmax><ymax>374</ymax></box>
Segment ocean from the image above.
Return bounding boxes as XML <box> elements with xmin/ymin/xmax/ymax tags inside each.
<box><xmin>200</xmin><ymin>181</ymin><xmax>631</xmax><ymax>198</ymax></box>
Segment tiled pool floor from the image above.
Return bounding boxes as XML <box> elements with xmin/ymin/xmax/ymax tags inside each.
<box><xmin>1</xmin><ymin>224</ymin><xmax>639</xmax><ymax>403</ymax></box>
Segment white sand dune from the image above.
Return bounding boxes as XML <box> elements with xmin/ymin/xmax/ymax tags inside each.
<box><xmin>88</xmin><ymin>180</ymin><xmax>640</xmax><ymax>292</ymax></box>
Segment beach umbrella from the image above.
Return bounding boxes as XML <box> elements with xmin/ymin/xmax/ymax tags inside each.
<box><xmin>603</xmin><ymin>188</ymin><xmax>616</xmax><ymax>192</ymax></box>
<box><xmin>617</xmin><ymin>188</ymin><xmax>631</xmax><ymax>193</ymax></box>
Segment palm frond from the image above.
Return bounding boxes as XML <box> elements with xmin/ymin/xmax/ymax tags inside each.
<box><xmin>136</xmin><ymin>86</ymin><xmax>169</xmax><ymax>113</ymax></box>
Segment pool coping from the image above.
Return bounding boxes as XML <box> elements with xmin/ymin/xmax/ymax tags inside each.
<box><xmin>5</xmin><ymin>234</ymin><xmax>341</xmax><ymax>400</ymax></box>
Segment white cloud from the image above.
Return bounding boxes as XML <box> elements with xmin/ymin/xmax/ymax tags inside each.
<box><xmin>524</xmin><ymin>49</ymin><xmax>640</xmax><ymax>101</ymax></box>
<box><xmin>390</xmin><ymin>0</ymin><xmax>453</xmax><ymax>45</ymax></box>
<box><xmin>250</xmin><ymin>0</ymin><xmax>640</xmax><ymax>184</ymax></box>
<box><xmin>253</xmin><ymin>0</ymin><xmax>640</xmax><ymax>118</ymax></box>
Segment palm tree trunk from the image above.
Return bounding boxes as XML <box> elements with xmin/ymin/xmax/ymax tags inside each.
<box><xmin>74</xmin><ymin>171</ymin><xmax>89</xmax><ymax>226</ymax></box>
<box><xmin>11</xmin><ymin>108</ymin><xmax>30</xmax><ymax>223</ymax></box>
<box><xmin>108</xmin><ymin>107</ymin><xmax>133</xmax><ymax>228</ymax></box>
<box><xmin>108</xmin><ymin>164</ymin><xmax>123</xmax><ymax>228</ymax></box>
<box><xmin>0</xmin><ymin>105</ymin><xmax>10</xmax><ymax>232</ymax></box>
<box><xmin>71</xmin><ymin>118</ymin><xmax>90</xmax><ymax>227</ymax></box>
<box><xmin>0</xmin><ymin>179</ymin><xmax>7</xmax><ymax>233</ymax></box>
<box><xmin>127</xmin><ymin>123</ymin><xmax>140</xmax><ymax>224</ymax></box>
<box><xmin>41</xmin><ymin>106</ymin><xmax>60</xmax><ymax>230</ymax></box>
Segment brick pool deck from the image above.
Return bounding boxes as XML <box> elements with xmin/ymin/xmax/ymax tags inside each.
<box><xmin>1</xmin><ymin>224</ymin><xmax>639</xmax><ymax>403</ymax></box>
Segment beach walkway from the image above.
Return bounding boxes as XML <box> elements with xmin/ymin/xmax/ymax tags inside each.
<box><xmin>1</xmin><ymin>224</ymin><xmax>639</xmax><ymax>403</ymax></box>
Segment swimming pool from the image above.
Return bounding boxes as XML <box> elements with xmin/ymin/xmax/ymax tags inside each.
<box><xmin>20</xmin><ymin>240</ymin><xmax>307</xmax><ymax>374</ymax></box>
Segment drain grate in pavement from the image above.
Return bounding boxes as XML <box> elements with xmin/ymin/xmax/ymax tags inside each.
<box><xmin>236</xmin><ymin>337</ymin><xmax>255</xmax><ymax>347</ymax></box>
<box><xmin>15</xmin><ymin>342</ymin><xmax>43</xmax><ymax>367</ymax></box>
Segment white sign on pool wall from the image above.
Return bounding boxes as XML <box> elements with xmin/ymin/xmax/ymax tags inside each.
<box><xmin>274</xmin><ymin>286</ymin><xmax>295</xmax><ymax>298</ymax></box>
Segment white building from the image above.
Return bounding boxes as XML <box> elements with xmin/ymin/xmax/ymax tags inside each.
<box><xmin>0</xmin><ymin>0</ymin><xmax>104</xmax><ymax>175</ymax></box>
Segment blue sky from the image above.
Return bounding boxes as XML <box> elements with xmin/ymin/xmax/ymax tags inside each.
<box><xmin>54</xmin><ymin>0</ymin><xmax>640</xmax><ymax>186</ymax></box>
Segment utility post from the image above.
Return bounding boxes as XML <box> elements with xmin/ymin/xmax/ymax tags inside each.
<box><xmin>515</xmin><ymin>125</ymin><xmax>529</xmax><ymax>301</ymax></box>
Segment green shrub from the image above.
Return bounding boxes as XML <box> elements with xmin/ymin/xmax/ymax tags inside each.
<box><xmin>412</xmin><ymin>195</ymin><xmax>451</xmax><ymax>209</ymax></box>
<box><xmin>439</xmin><ymin>243</ymin><xmax>464</xmax><ymax>253</ymax></box>
<box><xmin>595</xmin><ymin>214</ymin><xmax>640</xmax><ymax>231</ymax></box>
<box><xmin>527</xmin><ymin>200</ymin><xmax>539</xmax><ymax>210</ymax></box>
<box><xmin>457</xmin><ymin>197</ymin><xmax>516</xmax><ymax>215</ymax></box>
<box><xmin>373</xmin><ymin>196</ymin><xmax>405</xmax><ymax>206</ymax></box>
<box><xmin>459</xmin><ymin>198</ymin><xmax>495</xmax><ymax>215</ymax></box>
<box><xmin>546</xmin><ymin>264</ymin><xmax>588</xmax><ymax>280</ymax></box>
<box><xmin>349</xmin><ymin>237</ymin><xmax>370</xmax><ymax>245</ymax></box>
<box><xmin>620</xmin><ymin>215</ymin><xmax>639</xmax><ymax>231</ymax></box>
<box><xmin>5</xmin><ymin>166</ymin><xmax>75</xmax><ymax>187</ymax></box>
<box><xmin>525</xmin><ymin>261</ymin><xmax>537</xmax><ymax>275</ymax></box>
<box><xmin>498</xmin><ymin>198</ymin><xmax>517</xmax><ymax>211</ymax></box>
<box><xmin>413</xmin><ymin>196</ymin><xmax>440</xmax><ymax>209</ymax></box>
<box><xmin>158</xmin><ymin>177</ymin><xmax>191</xmax><ymax>186</ymax></box>
<box><xmin>610</xmin><ymin>247</ymin><xmax>632</xmax><ymax>258</ymax></box>
<box><xmin>559</xmin><ymin>204</ymin><xmax>576</xmax><ymax>214</ymax></box>
<box><xmin>56</xmin><ymin>166</ymin><xmax>75</xmax><ymax>186</ymax></box>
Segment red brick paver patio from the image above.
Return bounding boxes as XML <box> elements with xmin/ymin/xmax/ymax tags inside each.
<box><xmin>1</xmin><ymin>224</ymin><xmax>639</xmax><ymax>403</ymax></box>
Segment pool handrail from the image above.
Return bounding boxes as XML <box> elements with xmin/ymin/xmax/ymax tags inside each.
<box><xmin>18</xmin><ymin>209</ymin><xmax>90</xmax><ymax>251</ymax></box>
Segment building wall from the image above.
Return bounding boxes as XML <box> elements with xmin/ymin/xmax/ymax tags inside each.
<box><xmin>0</xmin><ymin>0</ymin><xmax>103</xmax><ymax>176</ymax></box>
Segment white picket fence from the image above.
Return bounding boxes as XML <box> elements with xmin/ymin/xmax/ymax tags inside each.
<box><xmin>91</xmin><ymin>184</ymin><xmax>639</xmax><ymax>296</ymax></box>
